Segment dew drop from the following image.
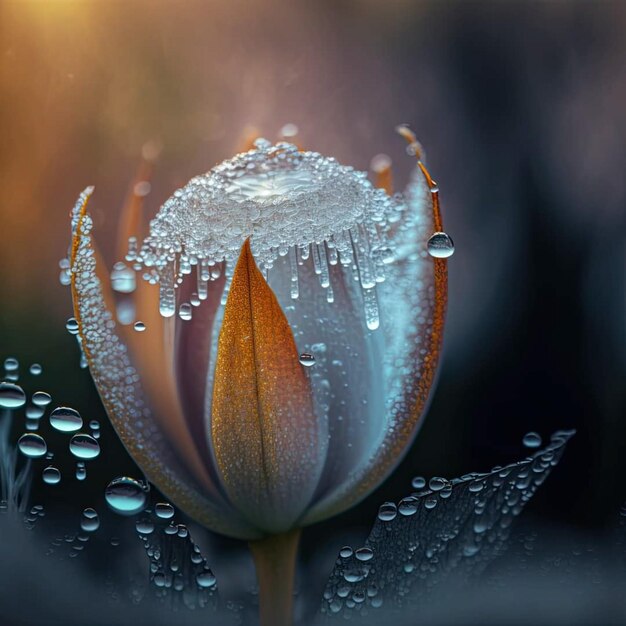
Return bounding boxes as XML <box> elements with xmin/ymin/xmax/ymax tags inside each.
<box><xmin>523</xmin><ymin>432</ymin><xmax>542</xmax><ymax>449</ymax></box>
<box><xmin>18</xmin><ymin>433</ymin><xmax>47</xmax><ymax>458</ymax></box>
<box><xmin>135</xmin><ymin>519</ymin><xmax>155</xmax><ymax>535</ymax></box>
<box><xmin>398</xmin><ymin>497</ymin><xmax>418</xmax><ymax>516</ymax></box>
<box><xmin>154</xmin><ymin>502</ymin><xmax>174</xmax><ymax>520</ymax></box>
<box><xmin>428</xmin><ymin>476</ymin><xmax>448</xmax><ymax>491</ymax></box>
<box><xmin>75</xmin><ymin>462</ymin><xmax>87</xmax><ymax>481</ymax></box>
<box><xmin>299</xmin><ymin>353</ymin><xmax>315</xmax><ymax>367</ymax></box>
<box><xmin>4</xmin><ymin>357</ymin><xmax>18</xmax><ymax>372</ymax></box>
<box><xmin>339</xmin><ymin>546</ymin><xmax>353</xmax><ymax>559</ymax></box>
<box><xmin>50</xmin><ymin>407</ymin><xmax>83</xmax><ymax>433</ymax></box>
<box><xmin>110</xmin><ymin>262</ymin><xmax>136</xmax><ymax>293</ymax></box>
<box><xmin>81</xmin><ymin>508</ymin><xmax>99</xmax><ymax>532</ymax></box>
<box><xmin>32</xmin><ymin>391</ymin><xmax>52</xmax><ymax>407</ymax></box>
<box><xmin>66</xmin><ymin>317</ymin><xmax>80</xmax><ymax>335</ymax></box>
<box><xmin>424</xmin><ymin>497</ymin><xmax>438</xmax><ymax>510</ymax></box>
<box><xmin>178</xmin><ymin>303</ymin><xmax>192</xmax><ymax>321</ymax></box>
<box><xmin>105</xmin><ymin>477</ymin><xmax>148</xmax><ymax>515</ymax></box>
<box><xmin>427</xmin><ymin>232</ymin><xmax>455</xmax><ymax>258</ymax></box>
<box><xmin>196</xmin><ymin>570</ymin><xmax>217</xmax><ymax>588</ymax></box>
<box><xmin>42</xmin><ymin>466</ymin><xmax>61</xmax><ymax>485</ymax></box>
<box><xmin>411</xmin><ymin>476</ymin><xmax>426</xmax><ymax>489</ymax></box>
<box><xmin>280</xmin><ymin>123</ymin><xmax>298</xmax><ymax>138</ymax></box>
<box><xmin>355</xmin><ymin>547</ymin><xmax>374</xmax><ymax>562</ymax></box>
<box><xmin>29</xmin><ymin>364</ymin><xmax>42</xmax><ymax>376</ymax></box>
<box><xmin>377</xmin><ymin>502</ymin><xmax>398</xmax><ymax>522</ymax></box>
<box><xmin>69</xmin><ymin>433</ymin><xmax>100</xmax><ymax>459</ymax></box>
<box><xmin>134</xmin><ymin>321</ymin><xmax>146</xmax><ymax>332</ymax></box>
<box><xmin>0</xmin><ymin>382</ymin><xmax>26</xmax><ymax>409</ymax></box>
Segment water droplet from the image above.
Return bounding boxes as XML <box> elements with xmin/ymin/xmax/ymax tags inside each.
<box><xmin>75</xmin><ymin>462</ymin><xmax>87</xmax><ymax>481</ymax></box>
<box><xmin>105</xmin><ymin>477</ymin><xmax>148</xmax><ymax>515</ymax></box>
<box><xmin>523</xmin><ymin>432</ymin><xmax>542</xmax><ymax>449</ymax></box>
<box><xmin>110</xmin><ymin>262</ymin><xmax>137</xmax><ymax>293</ymax></box>
<box><xmin>81</xmin><ymin>508</ymin><xmax>99</xmax><ymax>532</ymax></box>
<box><xmin>32</xmin><ymin>391</ymin><xmax>52</xmax><ymax>407</ymax></box>
<box><xmin>4</xmin><ymin>357</ymin><xmax>18</xmax><ymax>372</ymax></box>
<box><xmin>69</xmin><ymin>433</ymin><xmax>100</xmax><ymax>459</ymax></box>
<box><xmin>179</xmin><ymin>303</ymin><xmax>192</xmax><ymax>321</ymax></box>
<box><xmin>66</xmin><ymin>317</ymin><xmax>80</xmax><ymax>335</ymax></box>
<box><xmin>339</xmin><ymin>546</ymin><xmax>353</xmax><ymax>558</ymax></box>
<box><xmin>135</xmin><ymin>519</ymin><xmax>155</xmax><ymax>535</ymax></box>
<box><xmin>155</xmin><ymin>502</ymin><xmax>174</xmax><ymax>520</ymax></box>
<box><xmin>29</xmin><ymin>364</ymin><xmax>42</xmax><ymax>376</ymax></box>
<box><xmin>411</xmin><ymin>476</ymin><xmax>426</xmax><ymax>489</ymax></box>
<box><xmin>196</xmin><ymin>570</ymin><xmax>216</xmax><ymax>588</ymax></box>
<box><xmin>0</xmin><ymin>382</ymin><xmax>26</xmax><ymax>409</ymax></box>
<box><xmin>424</xmin><ymin>497</ymin><xmax>438</xmax><ymax>510</ymax></box>
<box><xmin>299</xmin><ymin>353</ymin><xmax>315</xmax><ymax>367</ymax></box>
<box><xmin>18</xmin><ymin>433</ymin><xmax>47</xmax><ymax>458</ymax></box>
<box><xmin>134</xmin><ymin>321</ymin><xmax>146</xmax><ymax>332</ymax></box>
<box><xmin>398</xmin><ymin>497</ymin><xmax>418</xmax><ymax>516</ymax></box>
<box><xmin>428</xmin><ymin>476</ymin><xmax>448</xmax><ymax>491</ymax></box>
<box><xmin>42</xmin><ymin>466</ymin><xmax>61</xmax><ymax>485</ymax></box>
<box><xmin>378</xmin><ymin>502</ymin><xmax>398</xmax><ymax>522</ymax></box>
<box><xmin>50</xmin><ymin>407</ymin><xmax>83</xmax><ymax>433</ymax></box>
<box><xmin>355</xmin><ymin>547</ymin><xmax>373</xmax><ymax>562</ymax></box>
<box><xmin>280</xmin><ymin>123</ymin><xmax>298</xmax><ymax>138</ymax></box>
<box><xmin>427</xmin><ymin>232</ymin><xmax>455</xmax><ymax>258</ymax></box>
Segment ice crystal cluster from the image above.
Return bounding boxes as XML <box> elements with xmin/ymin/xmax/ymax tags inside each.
<box><xmin>137</xmin><ymin>139</ymin><xmax>406</xmax><ymax>330</ymax></box>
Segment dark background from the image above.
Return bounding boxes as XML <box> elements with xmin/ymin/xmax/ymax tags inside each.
<box><xmin>0</xmin><ymin>0</ymin><xmax>624</xmax><ymax>621</ymax></box>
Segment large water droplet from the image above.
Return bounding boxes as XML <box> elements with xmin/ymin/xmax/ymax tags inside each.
<box><xmin>18</xmin><ymin>433</ymin><xmax>47</xmax><ymax>458</ymax></box>
<box><xmin>427</xmin><ymin>232</ymin><xmax>455</xmax><ymax>258</ymax></box>
<box><xmin>105</xmin><ymin>477</ymin><xmax>148</xmax><ymax>516</ymax></box>
<box><xmin>69</xmin><ymin>433</ymin><xmax>100</xmax><ymax>459</ymax></box>
<box><xmin>50</xmin><ymin>407</ymin><xmax>83</xmax><ymax>433</ymax></box>
<box><xmin>0</xmin><ymin>382</ymin><xmax>26</xmax><ymax>409</ymax></box>
<box><xmin>523</xmin><ymin>432</ymin><xmax>542</xmax><ymax>449</ymax></box>
<box><xmin>42</xmin><ymin>466</ymin><xmax>61</xmax><ymax>485</ymax></box>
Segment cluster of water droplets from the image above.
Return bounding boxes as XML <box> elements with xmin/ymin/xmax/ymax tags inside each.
<box><xmin>134</xmin><ymin>139</ymin><xmax>415</xmax><ymax>331</ymax></box>
<box><xmin>320</xmin><ymin>430</ymin><xmax>574</xmax><ymax>619</ymax></box>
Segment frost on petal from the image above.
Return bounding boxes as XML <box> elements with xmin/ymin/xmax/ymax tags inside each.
<box><xmin>69</xmin><ymin>189</ymin><xmax>260</xmax><ymax>540</ymax></box>
<box><xmin>319</xmin><ymin>430</ymin><xmax>574</xmax><ymax>619</ymax></box>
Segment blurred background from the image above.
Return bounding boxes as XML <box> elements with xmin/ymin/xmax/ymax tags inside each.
<box><xmin>0</xmin><ymin>0</ymin><xmax>624</xmax><ymax>623</ymax></box>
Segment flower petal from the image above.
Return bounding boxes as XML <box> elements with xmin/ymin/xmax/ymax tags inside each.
<box><xmin>303</xmin><ymin>162</ymin><xmax>447</xmax><ymax>524</ymax></box>
<box><xmin>70</xmin><ymin>189</ymin><xmax>260</xmax><ymax>539</ymax></box>
<box><xmin>211</xmin><ymin>240</ymin><xmax>322</xmax><ymax>533</ymax></box>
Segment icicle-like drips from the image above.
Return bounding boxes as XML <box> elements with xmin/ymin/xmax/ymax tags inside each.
<box><xmin>136</xmin><ymin>140</ymin><xmax>407</xmax><ymax>328</ymax></box>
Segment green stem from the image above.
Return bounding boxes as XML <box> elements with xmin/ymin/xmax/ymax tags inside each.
<box><xmin>249</xmin><ymin>528</ymin><xmax>301</xmax><ymax>626</ymax></box>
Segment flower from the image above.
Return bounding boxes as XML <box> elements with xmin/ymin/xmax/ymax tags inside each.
<box><xmin>68</xmin><ymin>127</ymin><xmax>449</xmax><ymax>542</ymax></box>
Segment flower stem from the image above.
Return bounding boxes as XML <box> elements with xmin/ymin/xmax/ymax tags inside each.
<box><xmin>249</xmin><ymin>528</ymin><xmax>301</xmax><ymax>626</ymax></box>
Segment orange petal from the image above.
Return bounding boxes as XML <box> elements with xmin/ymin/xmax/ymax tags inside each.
<box><xmin>211</xmin><ymin>240</ymin><xmax>322</xmax><ymax>533</ymax></box>
<box><xmin>70</xmin><ymin>189</ymin><xmax>259</xmax><ymax>539</ymax></box>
